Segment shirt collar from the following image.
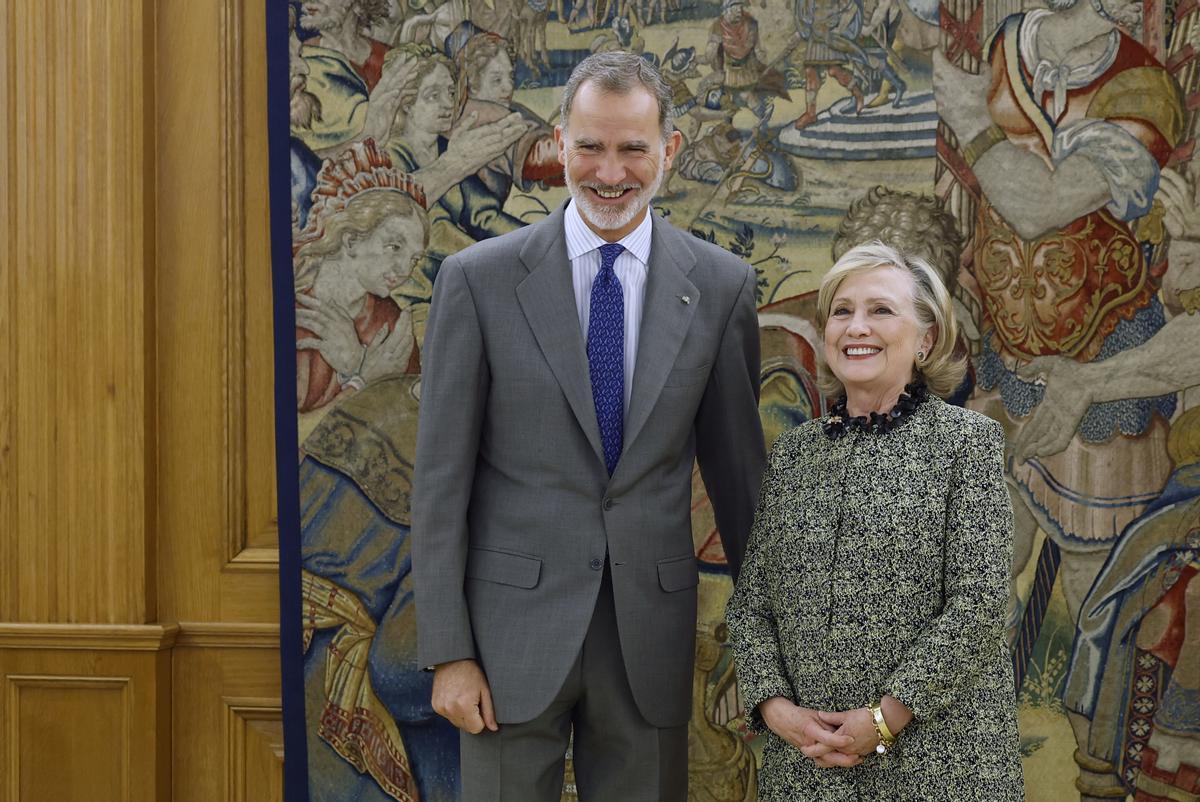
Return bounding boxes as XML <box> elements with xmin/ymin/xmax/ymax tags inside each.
<box><xmin>564</xmin><ymin>198</ymin><xmax>653</xmax><ymax>266</ymax></box>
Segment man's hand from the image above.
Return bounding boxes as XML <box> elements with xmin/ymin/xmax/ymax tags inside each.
<box><xmin>431</xmin><ymin>659</ymin><xmax>499</xmax><ymax>734</ymax></box>
<box><xmin>759</xmin><ymin>697</ymin><xmax>858</xmax><ymax>767</ymax></box>
<box><xmin>1013</xmin><ymin>356</ymin><xmax>1096</xmax><ymax>461</ymax></box>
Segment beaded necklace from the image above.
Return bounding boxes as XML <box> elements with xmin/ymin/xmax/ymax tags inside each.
<box><xmin>822</xmin><ymin>379</ymin><xmax>930</xmax><ymax>439</ymax></box>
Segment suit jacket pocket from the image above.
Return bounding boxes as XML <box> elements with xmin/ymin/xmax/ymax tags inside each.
<box><xmin>657</xmin><ymin>554</ymin><xmax>699</xmax><ymax>592</ymax></box>
<box><xmin>466</xmin><ymin>547</ymin><xmax>542</xmax><ymax>589</ymax></box>
<box><xmin>662</xmin><ymin>363</ymin><xmax>711</xmax><ymax>388</ymax></box>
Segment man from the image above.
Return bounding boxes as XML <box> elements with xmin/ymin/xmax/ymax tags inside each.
<box><xmin>301</xmin><ymin>0</ymin><xmax>392</xmax><ymax>90</ymax></box>
<box><xmin>413</xmin><ymin>51</ymin><xmax>765</xmax><ymax>801</ymax></box>
<box><xmin>292</xmin><ymin>0</ymin><xmax>392</xmax><ymax>152</ymax></box>
<box><xmin>791</xmin><ymin>0</ymin><xmax>869</xmax><ymax>128</ymax></box>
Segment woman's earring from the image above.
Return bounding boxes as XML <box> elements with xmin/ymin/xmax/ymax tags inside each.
<box><xmin>916</xmin><ymin>350</ymin><xmax>926</xmax><ymax>364</ymax></box>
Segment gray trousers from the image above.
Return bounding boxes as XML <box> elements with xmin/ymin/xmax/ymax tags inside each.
<box><xmin>460</xmin><ymin>569</ymin><xmax>688</xmax><ymax>802</ymax></box>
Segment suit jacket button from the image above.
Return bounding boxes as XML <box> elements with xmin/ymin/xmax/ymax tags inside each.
<box><xmin>589</xmin><ymin>558</ymin><xmax>603</xmax><ymax>570</ymax></box>
<box><xmin>603</xmin><ymin>498</ymin><xmax>614</xmax><ymax>510</ymax></box>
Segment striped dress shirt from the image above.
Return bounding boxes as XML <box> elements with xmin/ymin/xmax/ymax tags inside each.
<box><xmin>563</xmin><ymin>199</ymin><xmax>652</xmax><ymax>409</ymax></box>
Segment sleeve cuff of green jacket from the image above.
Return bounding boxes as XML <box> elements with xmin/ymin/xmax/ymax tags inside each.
<box><xmin>742</xmin><ymin>683</ymin><xmax>795</xmax><ymax>735</ymax></box>
<box><xmin>880</xmin><ymin>674</ymin><xmax>944</xmax><ymax>723</ymax></box>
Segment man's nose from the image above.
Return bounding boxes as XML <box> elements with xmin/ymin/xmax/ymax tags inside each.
<box><xmin>594</xmin><ymin>152</ymin><xmax>626</xmax><ymax>185</ymax></box>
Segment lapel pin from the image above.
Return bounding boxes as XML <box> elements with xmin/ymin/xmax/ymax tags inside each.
<box><xmin>680</xmin><ymin>295</ymin><xmax>691</xmax><ymax>305</ymax></box>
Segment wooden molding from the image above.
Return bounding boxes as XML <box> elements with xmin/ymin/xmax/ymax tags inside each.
<box><xmin>220</xmin><ymin>0</ymin><xmax>250</xmax><ymax>569</ymax></box>
<box><xmin>175</xmin><ymin>622</ymin><xmax>280</xmax><ymax>649</ymax></box>
<box><xmin>0</xmin><ymin>623</ymin><xmax>179</xmax><ymax>652</ymax></box>
<box><xmin>220</xmin><ymin>0</ymin><xmax>280</xmax><ymax>574</ymax></box>
<box><xmin>226</xmin><ymin>547</ymin><xmax>281</xmax><ymax>574</ymax></box>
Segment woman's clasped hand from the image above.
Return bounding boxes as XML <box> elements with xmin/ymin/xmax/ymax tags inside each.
<box><xmin>759</xmin><ymin>696</ymin><xmax>914</xmax><ymax>767</ymax></box>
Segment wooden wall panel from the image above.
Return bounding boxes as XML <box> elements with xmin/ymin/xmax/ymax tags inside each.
<box><xmin>7</xmin><ymin>677</ymin><xmax>130</xmax><ymax>800</ymax></box>
<box><xmin>4</xmin><ymin>0</ymin><xmax>283</xmax><ymax>794</ymax></box>
<box><xmin>0</xmin><ymin>630</ymin><xmax>173</xmax><ymax>802</ymax></box>
<box><xmin>157</xmin><ymin>0</ymin><xmax>280</xmax><ymax>625</ymax></box>
<box><xmin>157</xmin><ymin>0</ymin><xmax>284</xmax><ymax>793</ymax></box>
<box><xmin>0</xmin><ymin>0</ymin><xmax>156</xmax><ymax>624</ymax></box>
<box><xmin>217</xmin><ymin>0</ymin><xmax>280</xmax><ymax>576</ymax></box>
<box><xmin>173</xmin><ymin>643</ymin><xmax>282</xmax><ymax>802</ymax></box>
<box><xmin>225</xmin><ymin>698</ymin><xmax>286</xmax><ymax>802</ymax></box>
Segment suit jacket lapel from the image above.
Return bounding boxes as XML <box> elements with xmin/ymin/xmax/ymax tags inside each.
<box><xmin>623</xmin><ymin>214</ymin><xmax>698</xmax><ymax>453</ymax></box>
<box><xmin>515</xmin><ymin>206</ymin><xmax>607</xmax><ymax>467</ymax></box>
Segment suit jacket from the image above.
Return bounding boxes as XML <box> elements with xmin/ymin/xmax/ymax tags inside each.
<box><xmin>412</xmin><ymin>204</ymin><xmax>766</xmax><ymax>727</ymax></box>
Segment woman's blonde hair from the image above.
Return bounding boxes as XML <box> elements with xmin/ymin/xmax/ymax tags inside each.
<box><xmin>294</xmin><ymin>189</ymin><xmax>429</xmax><ymax>288</ymax></box>
<box><xmin>815</xmin><ymin>240</ymin><xmax>966</xmax><ymax>398</ymax></box>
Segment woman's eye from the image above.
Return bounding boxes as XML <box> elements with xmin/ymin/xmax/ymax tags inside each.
<box><xmin>832</xmin><ymin>308</ymin><xmax>849</xmax><ymax>316</ymax></box>
<box><xmin>874</xmin><ymin>306</ymin><xmax>893</xmax><ymax>315</ymax></box>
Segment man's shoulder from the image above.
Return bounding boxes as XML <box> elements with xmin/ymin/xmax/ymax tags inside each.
<box><xmin>653</xmin><ymin>215</ymin><xmax>753</xmax><ymax>286</ymax></box>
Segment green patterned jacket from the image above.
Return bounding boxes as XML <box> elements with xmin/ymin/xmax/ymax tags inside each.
<box><xmin>726</xmin><ymin>395</ymin><xmax>1025</xmax><ymax>801</ymax></box>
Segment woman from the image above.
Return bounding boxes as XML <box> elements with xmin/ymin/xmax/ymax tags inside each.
<box><xmin>294</xmin><ymin>141</ymin><xmax>430</xmax><ymax>414</ymax></box>
<box><xmin>726</xmin><ymin>241</ymin><xmax>1024</xmax><ymax>801</ymax></box>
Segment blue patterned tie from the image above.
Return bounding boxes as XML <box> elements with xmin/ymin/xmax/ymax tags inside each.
<box><xmin>587</xmin><ymin>243</ymin><xmax>625</xmax><ymax>475</ymax></box>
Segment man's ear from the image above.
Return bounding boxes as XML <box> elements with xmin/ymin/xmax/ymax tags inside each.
<box><xmin>554</xmin><ymin>124</ymin><xmax>567</xmax><ymax>167</ymax></box>
<box><xmin>662</xmin><ymin>129</ymin><xmax>683</xmax><ymax>170</ymax></box>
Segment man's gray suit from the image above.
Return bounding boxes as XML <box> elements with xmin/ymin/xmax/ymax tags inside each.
<box><xmin>412</xmin><ymin>203</ymin><xmax>765</xmax><ymax>744</ymax></box>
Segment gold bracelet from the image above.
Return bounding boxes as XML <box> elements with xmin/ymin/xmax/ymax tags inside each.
<box><xmin>962</xmin><ymin>124</ymin><xmax>1006</xmax><ymax>168</ymax></box>
<box><xmin>870</xmin><ymin>703</ymin><xmax>896</xmax><ymax>754</ymax></box>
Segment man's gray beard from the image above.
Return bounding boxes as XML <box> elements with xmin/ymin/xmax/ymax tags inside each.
<box><xmin>291</xmin><ymin>90</ymin><xmax>323</xmax><ymax>130</ymax></box>
<box><xmin>566</xmin><ymin>165</ymin><xmax>663</xmax><ymax>234</ymax></box>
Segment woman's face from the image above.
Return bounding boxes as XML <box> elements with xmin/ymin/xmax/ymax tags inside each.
<box><xmin>472</xmin><ymin>51</ymin><xmax>514</xmax><ymax>106</ymax></box>
<box><xmin>406</xmin><ymin>65</ymin><xmax>455</xmax><ymax>136</ymax></box>
<box><xmin>346</xmin><ymin>213</ymin><xmax>426</xmax><ymax>297</ymax></box>
<box><xmin>823</xmin><ymin>266</ymin><xmax>932</xmax><ymax>397</ymax></box>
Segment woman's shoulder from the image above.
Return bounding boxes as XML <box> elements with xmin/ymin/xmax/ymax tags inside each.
<box><xmin>922</xmin><ymin>397</ymin><xmax>1007</xmax><ymax>453</ymax></box>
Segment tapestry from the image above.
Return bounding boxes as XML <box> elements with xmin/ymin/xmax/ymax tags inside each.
<box><xmin>267</xmin><ymin>0</ymin><xmax>1200</xmax><ymax>799</ymax></box>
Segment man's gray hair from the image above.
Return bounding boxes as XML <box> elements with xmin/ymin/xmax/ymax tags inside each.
<box><xmin>560</xmin><ymin>51</ymin><xmax>675</xmax><ymax>140</ymax></box>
